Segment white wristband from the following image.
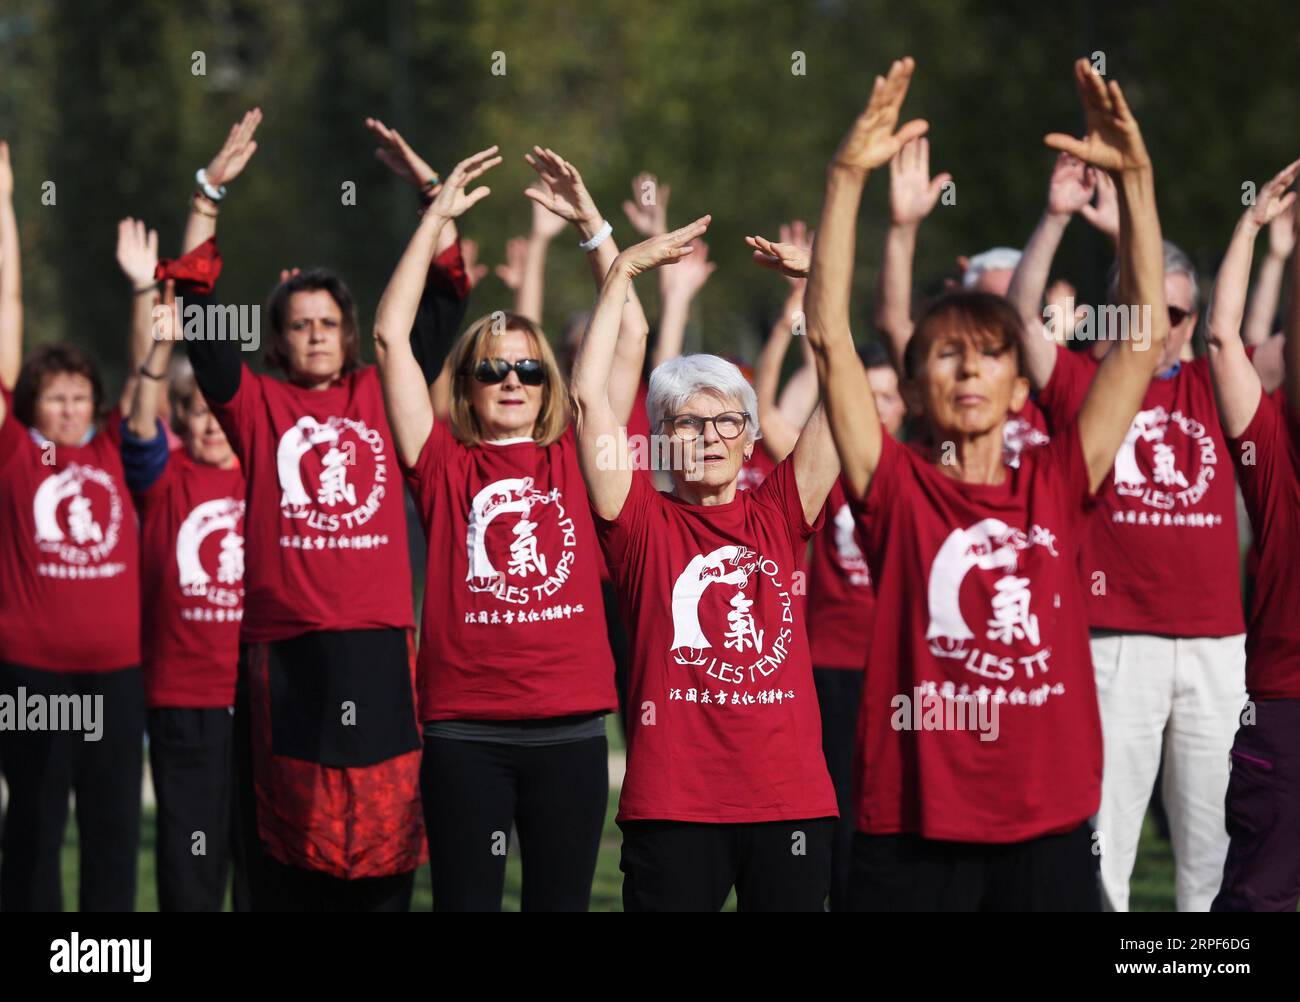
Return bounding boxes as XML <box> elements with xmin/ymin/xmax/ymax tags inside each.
<box><xmin>578</xmin><ymin>220</ymin><xmax>613</xmax><ymax>253</ymax></box>
<box><xmin>195</xmin><ymin>167</ymin><xmax>227</xmax><ymax>203</ymax></box>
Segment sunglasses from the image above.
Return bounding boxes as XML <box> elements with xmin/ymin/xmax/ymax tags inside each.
<box><xmin>472</xmin><ymin>357</ymin><xmax>545</xmax><ymax>386</ymax></box>
<box><xmin>665</xmin><ymin>411</ymin><xmax>749</xmax><ymax>441</ymax></box>
<box><xmin>1168</xmin><ymin>305</ymin><xmax>1193</xmax><ymax>327</ymax></box>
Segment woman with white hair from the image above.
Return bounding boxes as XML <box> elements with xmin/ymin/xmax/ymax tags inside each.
<box><xmin>570</xmin><ymin>212</ymin><xmax>841</xmax><ymax>911</ymax></box>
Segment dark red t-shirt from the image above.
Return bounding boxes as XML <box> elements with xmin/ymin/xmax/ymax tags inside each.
<box><xmin>808</xmin><ymin>477</ymin><xmax>874</xmax><ymax>670</ymax></box>
<box><xmin>403</xmin><ymin>423</ymin><xmax>616</xmax><ymax>721</ymax></box>
<box><xmin>0</xmin><ymin>388</ymin><xmax>140</xmax><ymax>671</ymax></box>
<box><xmin>209</xmin><ymin>365</ymin><xmax>414</xmax><ymax>641</ymax></box>
<box><xmin>1037</xmin><ymin>348</ymin><xmax>1244</xmax><ymax>637</ymax></box>
<box><xmin>135</xmin><ymin>450</ymin><xmax>245</xmax><ymax>707</ymax></box>
<box><xmin>1229</xmin><ymin>389</ymin><xmax>1300</xmax><ymax>700</ymax></box>
<box><xmin>596</xmin><ymin>458</ymin><xmax>838</xmax><ymax>823</ymax></box>
<box><xmin>1003</xmin><ymin>398</ymin><xmax>1052</xmax><ymax>468</ymax></box>
<box><xmin>736</xmin><ymin>440</ymin><xmax>777</xmax><ymax>492</ymax></box>
<box><xmin>852</xmin><ymin>427</ymin><xmax>1102</xmax><ymax>842</ymax></box>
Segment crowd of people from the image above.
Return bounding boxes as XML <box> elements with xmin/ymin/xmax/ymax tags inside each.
<box><xmin>0</xmin><ymin>56</ymin><xmax>1296</xmax><ymax>912</ymax></box>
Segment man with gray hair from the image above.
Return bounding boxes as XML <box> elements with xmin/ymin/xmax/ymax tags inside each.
<box><xmin>1007</xmin><ymin>154</ymin><xmax>1287</xmax><ymax>911</ymax></box>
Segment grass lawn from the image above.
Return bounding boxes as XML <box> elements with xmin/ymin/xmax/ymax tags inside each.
<box><xmin>52</xmin><ymin>797</ymin><xmax>1175</xmax><ymax>912</ymax></box>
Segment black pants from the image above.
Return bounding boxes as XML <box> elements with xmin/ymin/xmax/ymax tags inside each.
<box><xmin>849</xmin><ymin>822</ymin><xmax>1101</xmax><ymax>911</ymax></box>
<box><xmin>148</xmin><ymin>706</ymin><xmax>233</xmax><ymax>912</ymax></box>
<box><xmin>602</xmin><ymin>580</ymin><xmax>632</xmax><ymax>739</ymax></box>
<box><xmin>420</xmin><ymin>734</ymin><xmax>608</xmax><ymax>911</ymax></box>
<box><xmin>813</xmin><ymin>667</ymin><xmax>863</xmax><ymax>911</ymax></box>
<box><xmin>619</xmin><ymin>817</ymin><xmax>835</xmax><ymax>912</ymax></box>
<box><xmin>0</xmin><ymin>662</ymin><xmax>144</xmax><ymax>912</ymax></box>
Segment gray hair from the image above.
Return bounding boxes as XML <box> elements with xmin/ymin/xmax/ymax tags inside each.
<box><xmin>646</xmin><ymin>354</ymin><xmax>761</xmax><ymax>442</ymax></box>
<box><xmin>1105</xmin><ymin>240</ymin><xmax>1200</xmax><ymax>310</ymax></box>
<box><xmin>962</xmin><ymin>247</ymin><xmax>1023</xmax><ymax>289</ymax></box>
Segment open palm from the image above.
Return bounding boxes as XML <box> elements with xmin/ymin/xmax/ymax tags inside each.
<box><xmin>1045</xmin><ymin>60</ymin><xmax>1150</xmax><ymax>174</ymax></box>
<box><xmin>524</xmin><ymin>147</ymin><xmax>599</xmax><ymax>226</ymax></box>
<box><xmin>833</xmin><ymin>57</ymin><xmax>929</xmax><ymax>176</ymax></box>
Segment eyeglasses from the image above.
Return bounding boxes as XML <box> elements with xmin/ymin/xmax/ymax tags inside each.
<box><xmin>664</xmin><ymin>411</ymin><xmax>749</xmax><ymax>441</ymax></box>
<box><xmin>1168</xmin><ymin>305</ymin><xmax>1193</xmax><ymax>327</ymax></box>
<box><xmin>472</xmin><ymin>357</ymin><xmax>545</xmax><ymax>386</ymax></box>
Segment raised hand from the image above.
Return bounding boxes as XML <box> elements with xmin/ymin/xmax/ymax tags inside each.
<box><xmin>427</xmin><ymin>146</ymin><xmax>503</xmax><ymax>220</ymax></box>
<box><xmin>1045</xmin><ymin>60</ymin><xmax>1150</xmax><ymax>174</ymax></box>
<box><xmin>203</xmin><ymin>108</ymin><xmax>262</xmax><ymax>187</ymax></box>
<box><xmin>365</xmin><ymin>116</ymin><xmax>439</xmax><ymax>190</ymax></box>
<box><xmin>832</xmin><ymin>57</ymin><xmax>929</xmax><ymax>177</ymax></box>
<box><xmin>523</xmin><ymin>147</ymin><xmax>602</xmax><ymax>232</ymax></box>
<box><xmin>1047</xmin><ymin>151</ymin><xmax>1097</xmax><ymax>217</ymax></box>
<box><xmin>495</xmin><ymin>237</ymin><xmax>528</xmax><ymax>290</ymax></box>
<box><xmin>1268</xmin><ymin>201</ymin><xmax>1298</xmax><ymax>260</ymax></box>
<box><xmin>278</xmin><ymin>267</ymin><xmax>302</xmax><ymax>285</ymax></box>
<box><xmin>1244</xmin><ymin>159</ymin><xmax>1300</xmax><ymax>232</ymax></box>
<box><xmin>659</xmin><ymin>238</ymin><xmax>717</xmax><ymax>301</ymax></box>
<box><xmin>890</xmin><ymin>137</ymin><xmax>950</xmax><ymax>226</ymax></box>
<box><xmin>458</xmin><ymin>237</ymin><xmax>490</xmax><ymax>287</ymax></box>
<box><xmin>1079</xmin><ymin>168</ymin><xmax>1119</xmax><ymax>239</ymax></box>
<box><xmin>622</xmin><ymin>172</ymin><xmax>670</xmax><ymax>237</ymax></box>
<box><xmin>116</xmin><ymin>218</ymin><xmax>159</xmax><ymax>289</ymax></box>
<box><xmin>530</xmin><ymin>186</ymin><xmax>569</xmax><ymax>240</ymax></box>
<box><xmin>746</xmin><ymin>232</ymin><xmax>811</xmax><ymax>281</ymax></box>
<box><xmin>615</xmin><ymin>215</ymin><xmax>712</xmax><ymax>280</ymax></box>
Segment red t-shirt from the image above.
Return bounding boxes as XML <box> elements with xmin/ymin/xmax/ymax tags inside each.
<box><xmin>1003</xmin><ymin>398</ymin><xmax>1052</xmax><ymax>468</ymax></box>
<box><xmin>1038</xmin><ymin>349</ymin><xmax>1244</xmax><ymax>637</ymax></box>
<box><xmin>595</xmin><ymin>458</ymin><xmax>838</xmax><ymax>823</ymax></box>
<box><xmin>0</xmin><ymin>389</ymin><xmax>140</xmax><ymax>671</ymax></box>
<box><xmin>403</xmin><ymin>423</ymin><xmax>616</xmax><ymax>721</ymax></box>
<box><xmin>736</xmin><ymin>441</ymin><xmax>777</xmax><ymax>492</ymax></box>
<box><xmin>1229</xmin><ymin>389</ymin><xmax>1300</xmax><ymax>700</ymax></box>
<box><xmin>852</xmin><ymin>427</ymin><xmax>1102</xmax><ymax>842</ymax></box>
<box><xmin>209</xmin><ymin>365</ymin><xmax>414</xmax><ymax>641</ymax></box>
<box><xmin>808</xmin><ymin>477</ymin><xmax>874</xmax><ymax>670</ymax></box>
<box><xmin>135</xmin><ymin>450</ymin><xmax>245</xmax><ymax>707</ymax></box>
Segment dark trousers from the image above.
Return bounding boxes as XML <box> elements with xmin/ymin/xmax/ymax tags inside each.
<box><xmin>148</xmin><ymin>706</ymin><xmax>233</xmax><ymax>912</ymax></box>
<box><xmin>618</xmin><ymin>817</ymin><xmax>835</xmax><ymax>912</ymax></box>
<box><xmin>1212</xmin><ymin>697</ymin><xmax>1300</xmax><ymax>912</ymax></box>
<box><xmin>420</xmin><ymin>734</ymin><xmax>608</xmax><ymax>912</ymax></box>
<box><xmin>0</xmin><ymin>662</ymin><xmax>144</xmax><ymax>912</ymax></box>
<box><xmin>849</xmin><ymin>821</ymin><xmax>1101</xmax><ymax>911</ymax></box>
<box><xmin>813</xmin><ymin>666</ymin><xmax>863</xmax><ymax>911</ymax></box>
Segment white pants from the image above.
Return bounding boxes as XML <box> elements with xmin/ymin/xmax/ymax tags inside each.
<box><xmin>1090</xmin><ymin>631</ymin><xmax>1246</xmax><ymax>912</ymax></box>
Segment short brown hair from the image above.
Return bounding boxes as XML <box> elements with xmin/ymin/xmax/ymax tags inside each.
<box><xmin>448</xmin><ymin>312</ymin><xmax>569</xmax><ymax>447</ymax></box>
<box><xmin>264</xmin><ymin>269</ymin><xmax>362</xmax><ymax>377</ymax></box>
<box><xmin>13</xmin><ymin>343</ymin><xmax>104</xmax><ymax>427</ymax></box>
<box><xmin>903</xmin><ymin>291</ymin><xmax>1025</xmax><ymax>382</ymax></box>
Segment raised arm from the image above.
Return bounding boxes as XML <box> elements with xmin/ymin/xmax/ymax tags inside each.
<box><xmin>875</xmin><ymin>137</ymin><xmax>950</xmax><ymax>372</ymax></box>
<box><xmin>1286</xmin><ymin>197</ymin><xmax>1300</xmax><ymax>416</ymax></box>
<box><xmin>127</xmin><ymin>280</ymin><xmax>178</xmax><ymax>440</ymax></box>
<box><xmin>1205</xmin><ymin>161</ymin><xmax>1299</xmax><ymax>436</ymax></box>
<box><xmin>652</xmin><ymin>238</ymin><xmax>716</xmax><ymax>369</ymax></box>
<box><xmin>807</xmin><ymin>58</ymin><xmax>927</xmax><ymax>500</ymax></box>
<box><xmin>571</xmin><ymin>218</ymin><xmax>710</xmax><ymax>520</ymax></box>
<box><xmin>184</xmin><ymin>108</ymin><xmax>261</xmax><ymax>254</ymax></box>
<box><xmin>114</xmin><ymin>218</ymin><xmax>161</xmax><ymax>415</ymax></box>
<box><xmin>525</xmin><ymin>148</ymin><xmax>650</xmax><ymax>425</ymax></box>
<box><xmin>0</xmin><ymin>140</ymin><xmax>20</xmax><ymax>396</ymax></box>
<box><xmin>1046</xmin><ymin>60</ymin><xmax>1168</xmax><ymax>493</ymax></box>
<box><xmin>373</xmin><ymin>147</ymin><xmax>501</xmax><ymax>468</ymax></box>
<box><xmin>1006</xmin><ymin>153</ymin><xmax>1097</xmax><ymax>389</ymax></box>
<box><xmin>752</xmin><ymin>281</ymin><xmax>807</xmax><ymax>463</ymax></box>
<box><xmin>1243</xmin><ymin>204</ymin><xmax>1296</xmax><ymax>346</ymax></box>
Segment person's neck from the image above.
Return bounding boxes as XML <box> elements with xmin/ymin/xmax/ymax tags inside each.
<box><xmin>931</xmin><ymin>428</ymin><xmax>1006</xmax><ymax>486</ymax></box>
<box><xmin>672</xmin><ymin>478</ymin><xmax>738</xmax><ymax>507</ymax></box>
<box><xmin>291</xmin><ymin>371</ymin><xmax>342</xmax><ymax>392</ymax></box>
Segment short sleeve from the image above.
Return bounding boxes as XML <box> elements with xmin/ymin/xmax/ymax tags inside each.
<box><xmin>207</xmin><ymin>362</ymin><xmax>261</xmax><ymax>464</ymax></box>
<box><xmin>749</xmin><ymin>454</ymin><xmax>825</xmax><ymax>549</ymax></box>
<box><xmin>1036</xmin><ymin>345</ymin><xmax>1095</xmax><ymax>433</ymax></box>
<box><xmin>1038</xmin><ymin>419</ymin><xmax>1101</xmax><ymax>527</ymax></box>
<box><xmin>592</xmin><ymin>468</ymin><xmax>659</xmax><ymax>579</ymax></box>
<box><xmin>1230</xmin><ymin>387</ymin><xmax>1294</xmax><ymax>521</ymax></box>
<box><xmin>401</xmin><ymin>419</ymin><xmax>456</xmax><ymax>515</ymax></box>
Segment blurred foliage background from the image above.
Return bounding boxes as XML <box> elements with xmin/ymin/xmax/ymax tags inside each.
<box><xmin>3</xmin><ymin>0</ymin><xmax>1300</xmax><ymax>394</ymax></box>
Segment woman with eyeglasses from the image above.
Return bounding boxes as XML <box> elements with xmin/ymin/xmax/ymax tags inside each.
<box><xmin>569</xmin><ymin>203</ymin><xmax>842</xmax><ymax>907</ymax></box>
<box><xmin>182</xmin><ymin>112</ymin><xmax>472</xmax><ymax>911</ymax></box>
<box><xmin>375</xmin><ymin>146</ymin><xmax>651</xmax><ymax>911</ymax></box>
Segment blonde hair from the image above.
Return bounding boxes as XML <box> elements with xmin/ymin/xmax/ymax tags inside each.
<box><xmin>447</xmin><ymin>312</ymin><xmax>569</xmax><ymax>447</ymax></box>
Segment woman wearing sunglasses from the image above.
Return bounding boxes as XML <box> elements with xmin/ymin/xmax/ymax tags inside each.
<box><xmin>375</xmin><ymin>146</ymin><xmax>650</xmax><ymax>911</ymax></box>
<box><xmin>570</xmin><ymin>203</ymin><xmax>843</xmax><ymax>907</ymax></box>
